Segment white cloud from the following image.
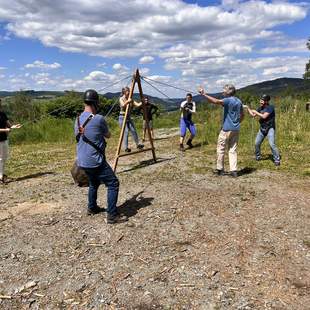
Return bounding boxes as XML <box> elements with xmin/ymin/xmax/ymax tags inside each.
<box><xmin>112</xmin><ymin>63</ymin><xmax>129</xmax><ymax>71</ymax></box>
<box><xmin>0</xmin><ymin>0</ymin><xmax>308</xmax><ymax>93</ymax></box>
<box><xmin>0</xmin><ymin>0</ymin><xmax>306</xmax><ymax>59</ymax></box>
<box><xmin>140</xmin><ymin>67</ymin><xmax>151</xmax><ymax>76</ymax></box>
<box><xmin>24</xmin><ymin>60</ymin><xmax>61</xmax><ymax>70</ymax></box>
<box><xmin>84</xmin><ymin>71</ymin><xmax>113</xmax><ymax>81</ymax></box>
<box><xmin>139</xmin><ymin>56</ymin><xmax>155</xmax><ymax>64</ymax></box>
<box><xmin>260</xmin><ymin>39</ymin><xmax>308</xmax><ymax>54</ymax></box>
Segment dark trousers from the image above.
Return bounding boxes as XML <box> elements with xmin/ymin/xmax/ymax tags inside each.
<box><xmin>83</xmin><ymin>160</ymin><xmax>119</xmax><ymax>216</ymax></box>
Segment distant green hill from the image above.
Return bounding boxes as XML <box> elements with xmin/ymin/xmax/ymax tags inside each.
<box><xmin>1</xmin><ymin>78</ymin><xmax>309</xmax><ymax>111</ymax></box>
<box><xmin>238</xmin><ymin>77</ymin><xmax>310</xmax><ymax>97</ymax></box>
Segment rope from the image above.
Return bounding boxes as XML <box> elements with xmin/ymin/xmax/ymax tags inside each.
<box><xmin>142</xmin><ymin>75</ymin><xmax>197</xmax><ymax>95</ymax></box>
<box><xmin>20</xmin><ymin>75</ymin><xmax>133</xmax><ymax>127</ymax></box>
<box><xmin>141</xmin><ymin>77</ymin><xmax>175</xmax><ymax>102</ymax></box>
<box><xmin>98</xmin><ymin>74</ymin><xmax>132</xmax><ymax>93</ymax></box>
<box><xmin>103</xmin><ymin>97</ymin><xmax>120</xmax><ymax>119</ymax></box>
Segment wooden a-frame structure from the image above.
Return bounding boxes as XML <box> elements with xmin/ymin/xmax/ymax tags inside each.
<box><xmin>113</xmin><ymin>69</ymin><xmax>156</xmax><ymax>172</ymax></box>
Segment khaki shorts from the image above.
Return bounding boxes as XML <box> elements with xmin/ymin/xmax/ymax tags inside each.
<box><xmin>143</xmin><ymin>120</ymin><xmax>153</xmax><ymax>129</ymax></box>
<box><xmin>0</xmin><ymin>140</ymin><xmax>9</xmax><ymax>160</ymax></box>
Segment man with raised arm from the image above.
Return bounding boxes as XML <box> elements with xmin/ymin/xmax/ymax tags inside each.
<box><xmin>179</xmin><ymin>93</ymin><xmax>196</xmax><ymax>151</ymax></box>
<box><xmin>75</xmin><ymin>89</ymin><xmax>128</xmax><ymax>224</ymax></box>
<box><xmin>199</xmin><ymin>84</ymin><xmax>244</xmax><ymax>177</ymax></box>
<box><xmin>246</xmin><ymin>94</ymin><xmax>280</xmax><ymax>166</ymax></box>
<box><xmin>0</xmin><ymin>98</ymin><xmax>22</xmax><ymax>184</ymax></box>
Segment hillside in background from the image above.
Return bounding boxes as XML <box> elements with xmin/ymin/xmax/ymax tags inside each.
<box><xmin>238</xmin><ymin>77</ymin><xmax>310</xmax><ymax>96</ymax></box>
<box><xmin>1</xmin><ymin>77</ymin><xmax>309</xmax><ymax>111</ymax></box>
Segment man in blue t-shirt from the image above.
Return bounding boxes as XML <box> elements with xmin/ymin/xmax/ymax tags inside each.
<box><xmin>246</xmin><ymin>94</ymin><xmax>280</xmax><ymax>166</ymax></box>
<box><xmin>199</xmin><ymin>84</ymin><xmax>244</xmax><ymax>177</ymax></box>
<box><xmin>75</xmin><ymin>89</ymin><xmax>128</xmax><ymax>224</ymax></box>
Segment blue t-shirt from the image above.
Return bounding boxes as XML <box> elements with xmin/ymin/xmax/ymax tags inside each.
<box><xmin>222</xmin><ymin>96</ymin><xmax>243</xmax><ymax>131</ymax></box>
<box><xmin>75</xmin><ymin>112</ymin><xmax>109</xmax><ymax>168</ymax></box>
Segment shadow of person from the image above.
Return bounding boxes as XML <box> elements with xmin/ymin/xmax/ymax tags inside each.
<box><xmin>184</xmin><ymin>141</ymin><xmax>208</xmax><ymax>151</ymax></box>
<box><xmin>118</xmin><ymin>191</ymin><xmax>154</xmax><ymax>218</ymax></box>
<box><xmin>10</xmin><ymin>172</ymin><xmax>55</xmax><ymax>183</ymax></box>
<box><xmin>118</xmin><ymin>157</ymin><xmax>175</xmax><ymax>174</ymax></box>
<box><xmin>261</xmin><ymin>154</ymin><xmax>274</xmax><ymax>162</ymax></box>
<box><xmin>238</xmin><ymin>167</ymin><xmax>257</xmax><ymax>176</ymax></box>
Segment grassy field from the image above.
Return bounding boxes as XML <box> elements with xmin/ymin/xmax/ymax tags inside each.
<box><xmin>6</xmin><ymin>97</ymin><xmax>310</xmax><ymax>178</ymax></box>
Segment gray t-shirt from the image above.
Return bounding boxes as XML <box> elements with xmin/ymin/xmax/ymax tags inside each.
<box><xmin>74</xmin><ymin>112</ymin><xmax>109</xmax><ymax>168</ymax></box>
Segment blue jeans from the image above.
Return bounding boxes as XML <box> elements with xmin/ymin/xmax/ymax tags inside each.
<box><xmin>180</xmin><ymin>118</ymin><xmax>196</xmax><ymax>137</ymax></box>
<box><xmin>83</xmin><ymin>160</ymin><xmax>119</xmax><ymax>216</ymax></box>
<box><xmin>255</xmin><ymin>128</ymin><xmax>280</xmax><ymax>163</ymax></box>
<box><xmin>119</xmin><ymin>115</ymin><xmax>139</xmax><ymax>149</ymax></box>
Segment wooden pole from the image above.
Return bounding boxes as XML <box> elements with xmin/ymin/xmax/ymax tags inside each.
<box><xmin>135</xmin><ymin>69</ymin><xmax>157</xmax><ymax>163</ymax></box>
<box><xmin>113</xmin><ymin>74</ymin><xmax>136</xmax><ymax>172</ymax></box>
<box><xmin>112</xmin><ymin>69</ymin><xmax>157</xmax><ymax>172</ymax></box>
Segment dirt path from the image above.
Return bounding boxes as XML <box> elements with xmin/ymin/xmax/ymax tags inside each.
<box><xmin>0</xmin><ymin>129</ymin><xmax>309</xmax><ymax>309</ymax></box>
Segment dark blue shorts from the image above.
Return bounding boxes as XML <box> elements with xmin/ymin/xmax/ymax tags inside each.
<box><xmin>180</xmin><ymin>118</ymin><xmax>196</xmax><ymax>137</ymax></box>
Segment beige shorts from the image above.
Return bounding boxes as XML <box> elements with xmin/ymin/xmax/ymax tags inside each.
<box><xmin>0</xmin><ymin>140</ymin><xmax>9</xmax><ymax>160</ymax></box>
<box><xmin>143</xmin><ymin>120</ymin><xmax>153</xmax><ymax>129</ymax></box>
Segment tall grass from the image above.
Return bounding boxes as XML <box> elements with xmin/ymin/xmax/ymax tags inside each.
<box><xmin>6</xmin><ymin>98</ymin><xmax>310</xmax><ymax>176</ymax></box>
<box><xmin>9</xmin><ymin>116</ymin><xmax>120</xmax><ymax>145</ymax></box>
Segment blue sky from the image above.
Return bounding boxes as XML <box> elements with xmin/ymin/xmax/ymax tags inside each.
<box><xmin>0</xmin><ymin>0</ymin><xmax>309</xmax><ymax>96</ymax></box>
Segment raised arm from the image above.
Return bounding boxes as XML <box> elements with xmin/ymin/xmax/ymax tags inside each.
<box><xmin>119</xmin><ymin>97</ymin><xmax>132</xmax><ymax>108</ymax></box>
<box><xmin>133</xmin><ymin>100</ymin><xmax>142</xmax><ymax>108</ymax></box>
<box><xmin>252</xmin><ymin>110</ymin><xmax>270</xmax><ymax>119</ymax></box>
<box><xmin>246</xmin><ymin>107</ymin><xmax>257</xmax><ymax>117</ymax></box>
<box><xmin>198</xmin><ymin>88</ymin><xmax>224</xmax><ymax>106</ymax></box>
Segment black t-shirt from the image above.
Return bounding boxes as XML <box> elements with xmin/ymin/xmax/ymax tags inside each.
<box><xmin>0</xmin><ymin>112</ymin><xmax>9</xmax><ymax>142</ymax></box>
<box><xmin>257</xmin><ymin>104</ymin><xmax>276</xmax><ymax>130</ymax></box>
<box><xmin>143</xmin><ymin>104</ymin><xmax>158</xmax><ymax>121</ymax></box>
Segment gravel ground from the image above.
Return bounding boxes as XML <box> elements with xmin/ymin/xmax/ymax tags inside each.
<box><xmin>0</xmin><ymin>130</ymin><xmax>309</xmax><ymax>309</ymax></box>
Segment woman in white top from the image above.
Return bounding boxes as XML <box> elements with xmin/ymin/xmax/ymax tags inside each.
<box><xmin>119</xmin><ymin>87</ymin><xmax>144</xmax><ymax>152</ymax></box>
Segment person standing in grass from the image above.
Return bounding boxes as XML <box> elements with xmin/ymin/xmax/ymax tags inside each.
<box><xmin>179</xmin><ymin>93</ymin><xmax>196</xmax><ymax>151</ymax></box>
<box><xmin>0</xmin><ymin>98</ymin><xmax>22</xmax><ymax>184</ymax></box>
<box><xmin>246</xmin><ymin>94</ymin><xmax>280</xmax><ymax>166</ymax></box>
<box><xmin>141</xmin><ymin>96</ymin><xmax>158</xmax><ymax>141</ymax></box>
<box><xmin>199</xmin><ymin>84</ymin><xmax>244</xmax><ymax>177</ymax></box>
<box><xmin>119</xmin><ymin>87</ymin><xmax>144</xmax><ymax>152</ymax></box>
<box><xmin>75</xmin><ymin>89</ymin><xmax>128</xmax><ymax>224</ymax></box>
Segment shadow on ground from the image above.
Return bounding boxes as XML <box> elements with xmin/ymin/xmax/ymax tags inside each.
<box><xmin>10</xmin><ymin>172</ymin><xmax>55</xmax><ymax>183</ymax></box>
<box><xmin>260</xmin><ymin>154</ymin><xmax>274</xmax><ymax>162</ymax></box>
<box><xmin>118</xmin><ymin>157</ymin><xmax>176</xmax><ymax>174</ymax></box>
<box><xmin>238</xmin><ymin>167</ymin><xmax>257</xmax><ymax>176</ymax></box>
<box><xmin>118</xmin><ymin>191</ymin><xmax>154</xmax><ymax>218</ymax></box>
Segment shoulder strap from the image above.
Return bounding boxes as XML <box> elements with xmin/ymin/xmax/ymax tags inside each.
<box><xmin>76</xmin><ymin>113</ymin><xmax>106</xmax><ymax>157</ymax></box>
<box><xmin>81</xmin><ymin>114</ymin><xmax>94</xmax><ymax>128</ymax></box>
<box><xmin>82</xmin><ymin>135</ymin><xmax>105</xmax><ymax>156</ymax></box>
<box><xmin>76</xmin><ymin>113</ymin><xmax>94</xmax><ymax>142</ymax></box>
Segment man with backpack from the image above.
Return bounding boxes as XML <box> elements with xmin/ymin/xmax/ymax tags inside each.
<box><xmin>75</xmin><ymin>89</ymin><xmax>128</xmax><ymax>224</ymax></box>
<box><xmin>246</xmin><ymin>94</ymin><xmax>281</xmax><ymax>166</ymax></box>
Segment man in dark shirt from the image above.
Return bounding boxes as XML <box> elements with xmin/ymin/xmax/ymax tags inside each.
<box><xmin>142</xmin><ymin>97</ymin><xmax>158</xmax><ymax>141</ymax></box>
<box><xmin>0</xmin><ymin>98</ymin><xmax>22</xmax><ymax>183</ymax></box>
<box><xmin>247</xmin><ymin>94</ymin><xmax>280</xmax><ymax>166</ymax></box>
